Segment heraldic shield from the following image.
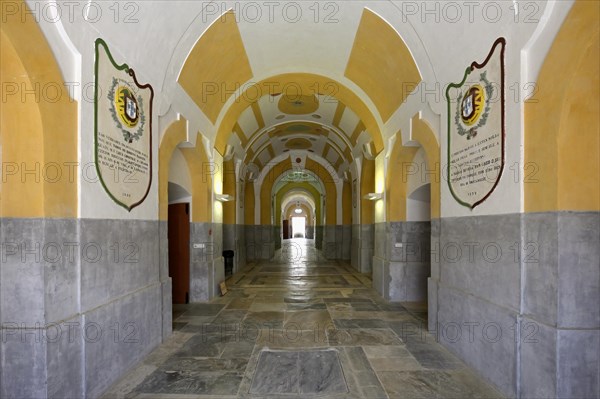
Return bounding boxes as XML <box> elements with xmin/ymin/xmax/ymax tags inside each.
<box><xmin>94</xmin><ymin>39</ymin><xmax>153</xmax><ymax>211</ymax></box>
<box><xmin>446</xmin><ymin>38</ymin><xmax>506</xmax><ymax>209</ymax></box>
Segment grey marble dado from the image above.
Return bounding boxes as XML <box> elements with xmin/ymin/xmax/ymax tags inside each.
<box><xmin>374</xmin><ymin>222</ymin><xmax>386</xmax><ymax>259</ymax></box>
<box><xmin>158</xmin><ymin>221</ymin><xmax>172</xmax><ymax>342</ymax></box>
<box><xmin>520</xmin><ymin>316</ymin><xmax>599</xmax><ymax>399</ymax></box>
<box><xmin>387</xmin><ymin>261</ymin><xmax>430</xmax><ymax>301</ymax></box>
<box><xmin>373</xmin><ymin>260</ymin><xmax>430</xmax><ymax>302</ymax></box>
<box><xmin>0</xmin><ymin>217</ymin><xmax>166</xmax><ymax>399</ymax></box>
<box><xmin>359</xmin><ymin>224</ymin><xmax>374</xmax><ymax>274</ymax></box>
<box><xmin>0</xmin><ymin>218</ymin><xmax>83</xmax><ymax>399</ymax></box>
<box><xmin>430</xmin><ymin>218</ymin><xmax>441</xmax><ymax>280</ymax></box>
<box><xmin>1</xmin><ymin>218</ymin><xmax>79</xmax><ymax>326</ymax></box>
<box><xmin>387</xmin><ymin>221</ymin><xmax>431</xmax><ymax>262</ymax></box>
<box><xmin>322</xmin><ymin>225</ymin><xmax>351</xmax><ymax>260</ymax></box>
<box><xmin>158</xmin><ymin>221</ymin><xmax>169</xmax><ymax>281</ymax></box>
<box><xmin>305</xmin><ymin>224</ymin><xmax>315</xmax><ymax>239</ymax></box>
<box><xmin>315</xmin><ymin>225</ymin><xmax>324</xmax><ymax>249</ymax></box>
<box><xmin>222</xmin><ymin>223</ymin><xmax>236</xmax><ymax>252</ymax></box>
<box><xmin>435</xmin><ymin>214</ymin><xmax>521</xmax><ymax>397</ymax></box>
<box><xmin>84</xmin><ymin>283</ymin><xmax>162</xmax><ymax>398</ymax></box>
<box><xmin>428</xmin><ymin>219</ymin><xmax>441</xmax><ymax>334</ymax></box>
<box><xmin>341</xmin><ymin>225</ymin><xmax>352</xmax><ymax>260</ymax></box>
<box><xmin>1</xmin><ymin>315</ymin><xmax>84</xmax><ymax>399</ymax></box>
<box><xmin>78</xmin><ymin>219</ymin><xmax>164</xmax><ymax>398</ymax></box>
<box><xmin>274</xmin><ymin>225</ymin><xmax>282</xmax><ymax>250</ymax></box>
<box><xmin>244</xmin><ymin>225</ymin><xmax>275</xmax><ymax>260</ymax></box>
<box><xmin>351</xmin><ymin>224</ymin><xmax>360</xmax><ymax>271</ymax></box>
<box><xmin>523</xmin><ymin>211</ymin><xmax>600</xmax><ymax>329</ymax></box>
<box><xmin>432</xmin><ymin>211</ymin><xmax>600</xmax><ymax>398</ymax></box>
<box><xmin>371</xmin><ymin>256</ymin><xmax>386</xmax><ymax>297</ymax></box>
<box><xmin>428</xmin><ymin>277</ymin><xmax>438</xmax><ymax>333</ymax></box>
<box><xmin>519</xmin><ymin>211</ymin><xmax>600</xmax><ymax>399</ymax></box>
<box><xmin>189</xmin><ymin>254</ymin><xmax>224</xmax><ymax>301</ymax></box>
<box><xmin>234</xmin><ymin>224</ymin><xmax>246</xmax><ymax>272</ymax></box>
<box><xmin>190</xmin><ymin>222</ymin><xmax>224</xmax><ymax>301</ymax></box>
<box><xmin>372</xmin><ymin>221</ymin><xmax>431</xmax><ymax>302</ymax></box>
<box><xmin>80</xmin><ymin>218</ymin><xmax>160</xmax><ymax>313</ymax></box>
<box><xmin>161</xmin><ymin>279</ymin><xmax>173</xmax><ymax>340</ymax></box>
<box><xmin>439</xmin><ymin>213</ymin><xmax>521</xmax><ymax>311</ymax></box>
<box><xmin>436</xmin><ymin>284</ymin><xmax>519</xmax><ymax>397</ymax></box>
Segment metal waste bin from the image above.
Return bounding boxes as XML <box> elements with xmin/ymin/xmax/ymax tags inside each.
<box><xmin>223</xmin><ymin>250</ymin><xmax>234</xmax><ymax>277</ymax></box>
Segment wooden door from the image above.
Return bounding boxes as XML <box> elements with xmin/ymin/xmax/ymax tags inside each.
<box><xmin>168</xmin><ymin>203</ymin><xmax>190</xmax><ymax>304</ymax></box>
<box><xmin>282</xmin><ymin>219</ymin><xmax>290</xmax><ymax>239</ymax></box>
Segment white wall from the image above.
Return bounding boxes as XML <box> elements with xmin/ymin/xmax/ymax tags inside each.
<box><xmin>31</xmin><ymin>0</ymin><xmax>573</xmax><ymax>221</ymax></box>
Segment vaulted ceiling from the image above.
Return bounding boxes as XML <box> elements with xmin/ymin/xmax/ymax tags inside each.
<box><xmin>176</xmin><ymin>7</ymin><xmax>422</xmax><ymax>178</ymax></box>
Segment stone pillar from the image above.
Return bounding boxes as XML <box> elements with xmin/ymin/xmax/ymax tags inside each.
<box><xmin>359</xmin><ymin>224</ymin><xmax>374</xmax><ymax>274</ymax></box>
<box><xmin>0</xmin><ymin>218</ymin><xmax>165</xmax><ymax>398</ymax></box>
<box><xmin>159</xmin><ymin>220</ymin><xmax>172</xmax><ymax>341</ymax></box>
<box><xmin>315</xmin><ymin>225</ymin><xmax>324</xmax><ymax>250</ymax></box>
<box><xmin>190</xmin><ymin>222</ymin><xmax>224</xmax><ymax>301</ymax></box>
<box><xmin>519</xmin><ymin>212</ymin><xmax>599</xmax><ymax>399</ymax></box>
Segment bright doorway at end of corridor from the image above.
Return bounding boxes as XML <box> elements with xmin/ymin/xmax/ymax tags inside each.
<box><xmin>291</xmin><ymin>215</ymin><xmax>306</xmax><ymax>238</ymax></box>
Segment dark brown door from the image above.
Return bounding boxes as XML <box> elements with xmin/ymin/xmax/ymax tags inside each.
<box><xmin>283</xmin><ymin>219</ymin><xmax>290</xmax><ymax>239</ymax></box>
<box><xmin>168</xmin><ymin>203</ymin><xmax>190</xmax><ymax>304</ymax></box>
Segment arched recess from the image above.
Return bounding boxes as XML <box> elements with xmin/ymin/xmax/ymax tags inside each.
<box><xmin>283</xmin><ymin>203</ymin><xmax>313</xmax><ymax>225</ymax></box>
<box><xmin>283</xmin><ymin>202</ymin><xmax>314</xmax><ymax>239</ymax></box>
<box><xmin>411</xmin><ymin>115</ymin><xmax>440</xmax><ymax>219</ymax></box>
<box><xmin>1</xmin><ymin>5</ymin><xmax>78</xmax><ymax>218</ymax></box>
<box><xmin>281</xmin><ymin>191</ymin><xmax>316</xmax><ymax>223</ymax></box>
<box><xmin>257</xmin><ymin>157</ymin><xmax>337</xmax><ymax>226</ymax></box>
<box><xmin>385</xmin><ymin>114</ymin><xmax>440</xmax><ymax>221</ymax></box>
<box><xmin>525</xmin><ymin>0</ymin><xmax>599</xmax><ymax>212</ymax></box>
<box><xmin>168</xmin><ymin>148</ymin><xmax>192</xmax><ymax>204</ymax></box>
<box><xmin>386</xmin><ymin>138</ymin><xmax>418</xmax><ymax>222</ymax></box>
<box><xmin>276</xmin><ymin>183</ymin><xmax>323</xmax><ymax>229</ymax></box>
<box><xmin>406</xmin><ymin>148</ymin><xmax>431</xmax><ymax>222</ymax></box>
<box><xmin>159</xmin><ymin>119</ymin><xmax>187</xmax><ymax>220</ymax></box>
<box><xmin>281</xmin><ymin>190</ymin><xmax>316</xmax><ymax>213</ymax></box>
<box><xmin>281</xmin><ymin>191</ymin><xmax>317</xmax><ymax>233</ymax></box>
<box><xmin>159</xmin><ymin>120</ymin><xmax>213</xmax><ymax>223</ymax></box>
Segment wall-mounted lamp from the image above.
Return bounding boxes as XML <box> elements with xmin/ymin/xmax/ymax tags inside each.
<box><xmin>215</xmin><ymin>194</ymin><xmax>234</xmax><ymax>202</ymax></box>
<box><xmin>363</xmin><ymin>192</ymin><xmax>383</xmax><ymax>201</ymax></box>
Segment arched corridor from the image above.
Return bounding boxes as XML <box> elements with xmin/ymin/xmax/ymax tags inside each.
<box><xmin>1</xmin><ymin>1</ymin><xmax>598</xmax><ymax>398</ymax></box>
<box><xmin>104</xmin><ymin>240</ymin><xmax>501</xmax><ymax>398</ymax></box>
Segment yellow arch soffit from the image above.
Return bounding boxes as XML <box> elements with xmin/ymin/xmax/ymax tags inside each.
<box><xmin>345</xmin><ymin>8</ymin><xmax>422</xmax><ymax>123</ymax></box>
<box><xmin>525</xmin><ymin>0</ymin><xmax>600</xmax><ymax>212</ymax></box>
<box><xmin>411</xmin><ymin>115</ymin><xmax>440</xmax><ymax>219</ymax></box>
<box><xmin>1</xmin><ymin>4</ymin><xmax>78</xmax><ymax>218</ymax></box>
<box><xmin>281</xmin><ymin>189</ymin><xmax>317</xmax><ymax>211</ymax></box>
<box><xmin>259</xmin><ymin>156</ymin><xmax>336</xmax><ymax>225</ymax></box>
<box><xmin>180</xmin><ymin>134</ymin><xmax>213</xmax><ymax>223</ymax></box>
<box><xmin>177</xmin><ymin>10</ymin><xmax>253</xmax><ymax>124</ymax></box>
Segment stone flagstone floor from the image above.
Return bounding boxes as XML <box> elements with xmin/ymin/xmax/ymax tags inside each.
<box><xmin>102</xmin><ymin>239</ymin><xmax>504</xmax><ymax>399</ymax></box>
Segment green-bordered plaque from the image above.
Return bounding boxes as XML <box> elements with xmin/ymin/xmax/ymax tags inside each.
<box><xmin>94</xmin><ymin>38</ymin><xmax>153</xmax><ymax>211</ymax></box>
<box><xmin>446</xmin><ymin>38</ymin><xmax>505</xmax><ymax>209</ymax></box>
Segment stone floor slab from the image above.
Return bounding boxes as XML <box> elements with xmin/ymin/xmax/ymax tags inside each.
<box><xmin>102</xmin><ymin>239</ymin><xmax>504</xmax><ymax>399</ymax></box>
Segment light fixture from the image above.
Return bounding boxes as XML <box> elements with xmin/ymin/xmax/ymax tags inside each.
<box><xmin>215</xmin><ymin>194</ymin><xmax>234</xmax><ymax>202</ymax></box>
<box><xmin>294</xmin><ymin>208</ymin><xmax>302</xmax><ymax>214</ymax></box>
<box><xmin>363</xmin><ymin>192</ymin><xmax>383</xmax><ymax>201</ymax></box>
